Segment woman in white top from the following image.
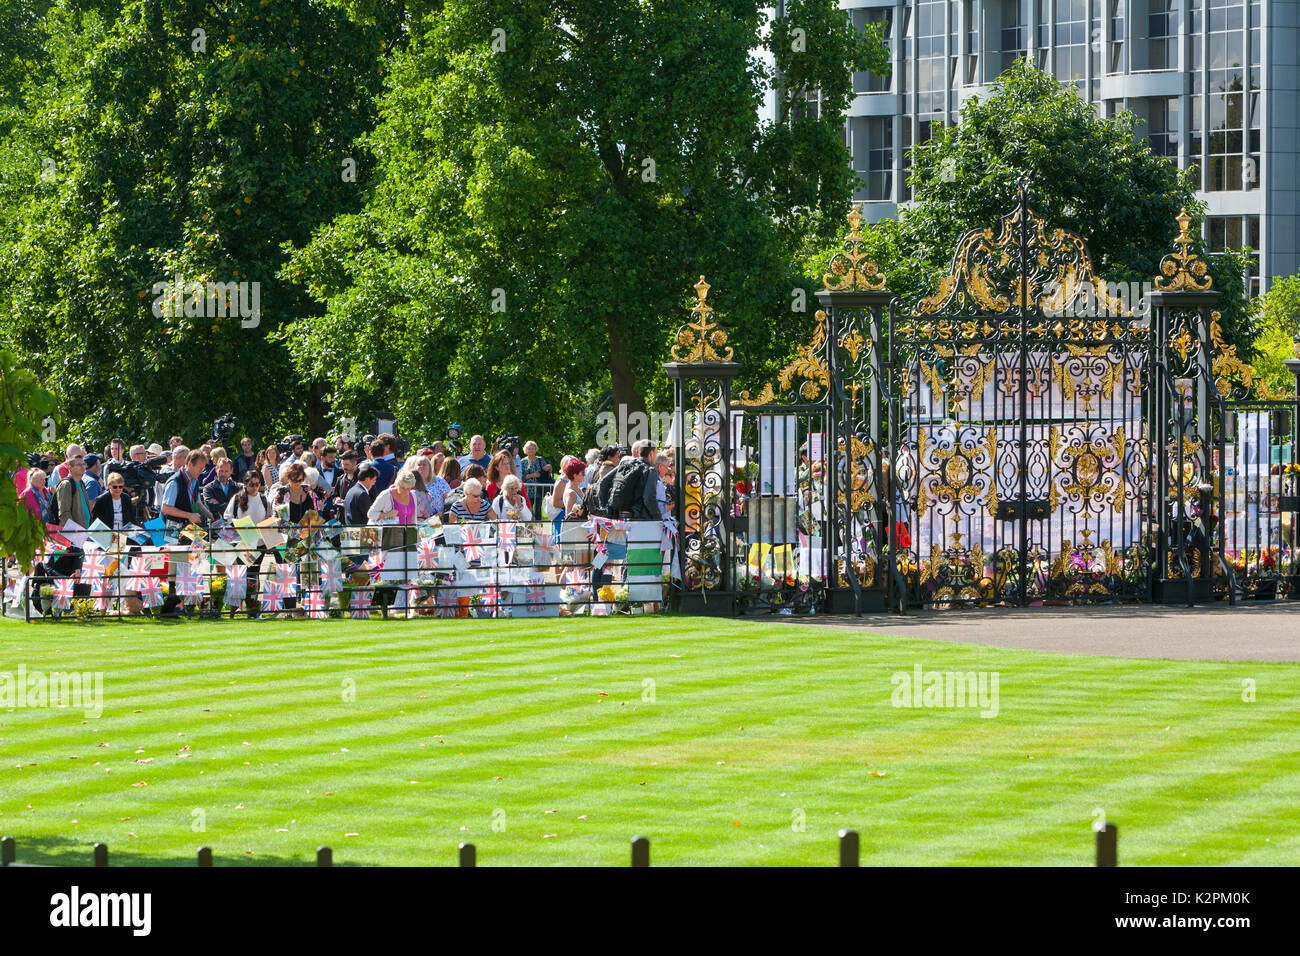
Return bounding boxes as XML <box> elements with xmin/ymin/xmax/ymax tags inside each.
<box><xmin>225</xmin><ymin>472</ymin><xmax>274</xmax><ymax>523</ymax></box>
<box><xmin>492</xmin><ymin>474</ymin><xmax>534</xmax><ymax>521</ymax></box>
<box><xmin>546</xmin><ymin>455</ymin><xmax>576</xmax><ymax>519</ymax></box>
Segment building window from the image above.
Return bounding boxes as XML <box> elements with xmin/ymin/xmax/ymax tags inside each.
<box><xmin>854</xmin><ymin>8</ymin><xmax>894</xmax><ymax>94</ymax></box>
<box><xmin>1145</xmin><ymin>96</ymin><xmax>1180</xmax><ymax>157</ymax></box>
<box><xmin>1054</xmin><ymin>0</ymin><xmax>1088</xmax><ymax>85</ymax></box>
<box><xmin>1206</xmin><ymin>0</ymin><xmax>1245</xmax><ymax>192</ymax></box>
<box><xmin>1207</xmin><ymin>215</ymin><xmax>1261</xmax><ymax>296</ymax></box>
<box><xmin>1108</xmin><ymin>0</ymin><xmax>1126</xmax><ymax>73</ymax></box>
<box><xmin>1148</xmin><ymin>0</ymin><xmax>1180</xmax><ymax>71</ymax></box>
<box><xmin>1001</xmin><ymin>0</ymin><xmax>1028</xmax><ymax>75</ymax></box>
<box><xmin>916</xmin><ymin>0</ymin><xmax>947</xmax><ymax>114</ymax></box>
<box><xmin>866</xmin><ymin>117</ymin><xmax>893</xmax><ymax>201</ymax></box>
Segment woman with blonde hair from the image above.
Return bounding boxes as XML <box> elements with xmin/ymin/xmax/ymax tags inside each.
<box><xmin>547</xmin><ymin>455</ymin><xmax>576</xmax><ymax>519</ymax></box>
<box><xmin>259</xmin><ymin>444</ymin><xmax>282</xmax><ymax>490</ymax></box>
<box><xmin>447</xmin><ymin>477</ymin><xmax>493</xmax><ymax>522</ymax></box>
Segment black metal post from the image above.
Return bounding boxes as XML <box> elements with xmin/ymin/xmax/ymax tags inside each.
<box><xmin>631</xmin><ymin>835</ymin><xmax>650</xmax><ymax>867</ymax></box>
<box><xmin>197</xmin><ymin>846</ymin><xmax>212</xmax><ymax>867</ymax></box>
<box><xmin>458</xmin><ymin>842</ymin><xmax>476</xmax><ymax>867</ymax></box>
<box><xmin>838</xmin><ymin>829</ymin><xmax>860</xmax><ymax>867</ymax></box>
<box><xmin>93</xmin><ymin>842</ymin><xmax>108</xmax><ymax>867</ymax></box>
<box><xmin>1</xmin><ymin>835</ymin><xmax>13</xmax><ymax>865</ymax></box>
<box><xmin>316</xmin><ymin>845</ymin><xmax>332</xmax><ymax>867</ymax></box>
<box><xmin>1096</xmin><ymin>823</ymin><xmax>1118</xmax><ymax>867</ymax></box>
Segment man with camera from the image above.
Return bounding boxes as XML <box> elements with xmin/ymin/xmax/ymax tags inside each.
<box><xmin>160</xmin><ymin>449</ymin><xmax>211</xmax><ymax>529</ymax></box>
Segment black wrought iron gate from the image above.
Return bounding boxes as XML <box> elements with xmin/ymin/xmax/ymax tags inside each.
<box><xmin>666</xmin><ymin>190</ymin><xmax>1300</xmax><ymax>614</ymax></box>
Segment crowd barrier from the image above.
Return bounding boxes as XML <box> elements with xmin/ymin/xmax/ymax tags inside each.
<box><xmin>2</xmin><ymin>515</ymin><xmax>674</xmax><ymax>622</ymax></box>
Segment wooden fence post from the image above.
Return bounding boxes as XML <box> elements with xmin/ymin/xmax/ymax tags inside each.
<box><xmin>1</xmin><ymin>835</ymin><xmax>14</xmax><ymax>866</ymax></box>
<box><xmin>631</xmin><ymin>835</ymin><xmax>650</xmax><ymax>867</ymax></box>
<box><xmin>197</xmin><ymin>847</ymin><xmax>212</xmax><ymax>867</ymax></box>
<box><xmin>838</xmin><ymin>829</ymin><xmax>860</xmax><ymax>867</ymax></box>
<box><xmin>316</xmin><ymin>845</ymin><xmax>332</xmax><ymax>867</ymax></box>
<box><xmin>458</xmin><ymin>842</ymin><xmax>476</xmax><ymax>867</ymax></box>
<box><xmin>93</xmin><ymin>843</ymin><xmax>108</xmax><ymax>867</ymax></box>
<box><xmin>1096</xmin><ymin>823</ymin><xmax>1118</xmax><ymax>867</ymax></box>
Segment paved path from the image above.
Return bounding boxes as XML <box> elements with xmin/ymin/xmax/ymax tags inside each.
<box><xmin>792</xmin><ymin>602</ymin><xmax>1300</xmax><ymax>662</ymax></box>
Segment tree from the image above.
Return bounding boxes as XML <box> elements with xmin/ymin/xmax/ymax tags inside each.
<box><xmin>818</xmin><ymin>59</ymin><xmax>1254</xmax><ymax>352</ymax></box>
<box><xmin>0</xmin><ymin>347</ymin><xmax>55</xmax><ymax>569</ymax></box>
<box><xmin>1250</xmin><ymin>275</ymin><xmax>1300</xmax><ymax>393</ymax></box>
<box><xmin>0</xmin><ymin>0</ymin><xmax>400</xmax><ymax>447</ymax></box>
<box><xmin>281</xmin><ymin>0</ymin><xmax>888</xmax><ymax>451</ymax></box>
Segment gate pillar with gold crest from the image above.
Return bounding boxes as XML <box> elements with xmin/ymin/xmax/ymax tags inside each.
<box><xmin>663</xmin><ymin>276</ymin><xmax>740</xmax><ymax>615</ymax></box>
<box><xmin>816</xmin><ymin>207</ymin><xmax>892</xmax><ymax>613</ymax></box>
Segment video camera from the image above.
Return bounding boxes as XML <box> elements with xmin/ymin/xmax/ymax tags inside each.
<box><xmin>212</xmin><ymin>413</ymin><xmax>239</xmax><ymax>445</ymax></box>
<box><xmin>106</xmin><ymin>455</ymin><xmax>168</xmax><ymax>514</ymax></box>
<box><xmin>497</xmin><ymin>434</ymin><xmax>520</xmax><ymax>456</ymax></box>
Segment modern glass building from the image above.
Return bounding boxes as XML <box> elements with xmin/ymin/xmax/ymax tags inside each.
<box><xmin>830</xmin><ymin>0</ymin><xmax>1299</xmax><ymax>292</ymax></box>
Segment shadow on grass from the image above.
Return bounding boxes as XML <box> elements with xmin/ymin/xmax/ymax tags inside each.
<box><xmin>2</xmin><ymin>833</ymin><xmax>361</xmax><ymax>867</ymax></box>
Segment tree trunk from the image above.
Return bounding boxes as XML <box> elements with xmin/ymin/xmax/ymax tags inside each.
<box><xmin>607</xmin><ymin>316</ymin><xmax>646</xmax><ymax>423</ymax></box>
<box><xmin>307</xmin><ymin>379</ymin><xmax>330</xmax><ymax>439</ymax></box>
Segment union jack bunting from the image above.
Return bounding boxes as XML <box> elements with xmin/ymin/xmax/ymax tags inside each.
<box><xmin>260</xmin><ymin>581</ymin><xmax>285</xmax><ymax>612</ymax></box>
<box><xmin>140</xmin><ymin>578</ymin><xmax>165</xmax><ymax>608</ymax></box>
<box><xmin>224</xmin><ymin>563</ymin><xmax>248</xmax><ymax>604</ymax></box>
<box><xmin>496</xmin><ymin>522</ymin><xmax>516</xmax><ymax>557</ymax></box>
<box><xmin>302</xmin><ymin>589</ymin><xmax>327</xmax><ymax>619</ymax></box>
<box><xmin>433</xmin><ymin>589</ymin><xmax>458</xmax><ymax>618</ymax></box>
<box><xmin>481</xmin><ymin>587</ymin><xmax>503</xmax><ymax>618</ymax></box>
<box><xmin>274</xmin><ymin>562</ymin><xmax>298</xmax><ymax>596</ymax></box>
<box><xmin>364</xmin><ymin>551</ymin><xmax>385</xmax><ymax>583</ymax></box>
<box><xmin>459</xmin><ymin>525</ymin><xmax>487</xmax><ymax>562</ymax></box>
<box><xmin>525</xmin><ymin>585</ymin><xmax>545</xmax><ymax>614</ymax></box>
<box><xmin>417</xmin><ymin>537</ymin><xmax>438</xmax><ymax>570</ymax></box>
<box><xmin>126</xmin><ymin>557</ymin><xmax>152</xmax><ymax>591</ymax></box>
<box><xmin>319</xmin><ymin>560</ymin><xmax>344</xmax><ymax>594</ymax></box>
<box><xmin>188</xmin><ymin>542</ymin><xmax>207</xmax><ymax>567</ymax></box>
<box><xmin>78</xmin><ymin>552</ymin><xmax>109</xmax><ymax>585</ymax></box>
<box><xmin>349</xmin><ymin>588</ymin><xmax>372</xmax><ymax>619</ymax></box>
<box><xmin>53</xmin><ymin>577</ymin><xmax>75</xmax><ymax>610</ymax></box>
<box><xmin>562</xmin><ymin>567</ymin><xmax>590</xmax><ymax>588</ymax></box>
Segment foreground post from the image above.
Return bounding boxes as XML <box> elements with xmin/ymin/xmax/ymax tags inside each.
<box><xmin>631</xmin><ymin>836</ymin><xmax>650</xmax><ymax>867</ymax></box>
<box><xmin>93</xmin><ymin>843</ymin><xmax>108</xmax><ymax>867</ymax></box>
<box><xmin>197</xmin><ymin>847</ymin><xmax>212</xmax><ymax>867</ymax></box>
<box><xmin>458</xmin><ymin>842</ymin><xmax>476</xmax><ymax>867</ymax></box>
<box><xmin>316</xmin><ymin>845</ymin><xmax>332</xmax><ymax>867</ymax></box>
<box><xmin>1096</xmin><ymin>823</ymin><xmax>1118</xmax><ymax>867</ymax></box>
<box><xmin>838</xmin><ymin>829</ymin><xmax>860</xmax><ymax>867</ymax></box>
<box><xmin>1</xmin><ymin>835</ymin><xmax>14</xmax><ymax>865</ymax></box>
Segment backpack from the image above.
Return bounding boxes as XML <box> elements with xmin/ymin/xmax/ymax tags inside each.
<box><xmin>45</xmin><ymin>483</ymin><xmax>61</xmax><ymax>526</ymax></box>
<box><xmin>582</xmin><ymin>477</ymin><xmax>605</xmax><ymax>517</ymax></box>
<box><xmin>607</xmin><ymin>459</ymin><xmax>650</xmax><ymax>516</ymax></box>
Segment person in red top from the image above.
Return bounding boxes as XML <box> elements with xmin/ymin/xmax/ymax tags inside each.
<box><xmin>54</xmin><ymin>444</ymin><xmax>85</xmax><ymax>483</ymax></box>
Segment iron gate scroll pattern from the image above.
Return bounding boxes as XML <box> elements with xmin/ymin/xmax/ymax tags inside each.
<box><xmin>890</xmin><ymin>186</ymin><xmax>1156</xmax><ymax>607</ymax></box>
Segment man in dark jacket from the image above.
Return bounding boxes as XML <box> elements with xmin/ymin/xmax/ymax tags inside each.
<box><xmin>369</xmin><ymin>439</ymin><xmax>395</xmax><ymax>493</ymax></box>
<box><xmin>201</xmin><ymin>457</ymin><xmax>241</xmax><ymax>516</ymax></box>
<box><xmin>344</xmin><ymin>464</ymin><xmax>379</xmax><ymax>526</ymax></box>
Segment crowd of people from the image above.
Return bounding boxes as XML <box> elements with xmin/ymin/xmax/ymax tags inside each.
<box><xmin>15</xmin><ymin>429</ymin><xmax>677</xmax><ymax>537</ymax></box>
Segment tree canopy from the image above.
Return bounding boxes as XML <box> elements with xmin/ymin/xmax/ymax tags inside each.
<box><xmin>281</xmin><ymin>0</ymin><xmax>888</xmax><ymax>450</ymax></box>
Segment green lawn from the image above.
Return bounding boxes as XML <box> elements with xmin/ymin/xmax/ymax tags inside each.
<box><xmin>1</xmin><ymin>614</ymin><xmax>1296</xmax><ymax>866</ymax></box>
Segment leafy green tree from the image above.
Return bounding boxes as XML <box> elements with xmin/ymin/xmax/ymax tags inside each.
<box><xmin>282</xmin><ymin>0</ymin><xmax>888</xmax><ymax>451</ymax></box>
<box><xmin>818</xmin><ymin>59</ymin><xmax>1253</xmax><ymax>351</ymax></box>
<box><xmin>0</xmin><ymin>347</ymin><xmax>55</xmax><ymax>568</ymax></box>
<box><xmin>1249</xmin><ymin>275</ymin><xmax>1300</xmax><ymax>393</ymax></box>
<box><xmin>0</xmin><ymin>0</ymin><xmax>399</xmax><ymax>447</ymax></box>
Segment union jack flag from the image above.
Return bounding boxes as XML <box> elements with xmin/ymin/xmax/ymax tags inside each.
<box><xmin>417</xmin><ymin>537</ymin><xmax>438</xmax><ymax>570</ymax></box>
<box><xmin>481</xmin><ymin>587</ymin><xmax>503</xmax><ymax>618</ymax></box>
<box><xmin>260</xmin><ymin>581</ymin><xmax>285</xmax><ymax>612</ymax></box>
<box><xmin>140</xmin><ymin>578</ymin><xmax>164</xmax><ymax>608</ymax></box>
<box><xmin>525</xmin><ymin>585</ymin><xmax>545</xmax><ymax>614</ymax></box>
<box><xmin>460</xmin><ymin>526</ymin><xmax>486</xmax><ymax>563</ymax></box>
<box><xmin>78</xmin><ymin>552</ymin><xmax>109</xmax><ymax>585</ymax></box>
<box><xmin>126</xmin><ymin>557</ymin><xmax>151</xmax><ymax>591</ymax></box>
<box><xmin>563</xmin><ymin>567</ymin><xmax>590</xmax><ymax>588</ymax></box>
<box><xmin>275</xmin><ymin>562</ymin><xmax>298</xmax><ymax>596</ymax></box>
<box><xmin>433</xmin><ymin>589</ymin><xmax>458</xmax><ymax>618</ymax></box>
<box><xmin>496</xmin><ymin>522</ymin><xmax>516</xmax><ymax>557</ymax></box>
<box><xmin>302</xmin><ymin>589</ymin><xmax>327</xmax><ymax>619</ymax></box>
<box><xmin>224</xmin><ymin>563</ymin><xmax>248</xmax><ymax>603</ymax></box>
<box><xmin>364</xmin><ymin>551</ymin><xmax>385</xmax><ymax>583</ymax></box>
<box><xmin>319</xmin><ymin>561</ymin><xmax>343</xmax><ymax>594</ymax></box>
<box><xmin>53</xmin><ymin>577</ymin><xmax>75</xmax><ymax>609</ymax></box>
<box><xmin>349</xmin><ymin>588</ymin><xmax>372</xmax><ymax>619</ymax></box>
<box><xmin>188</xmin><ymin>542</ymin><xmax>207</xmax><ymax>567</ymax></box>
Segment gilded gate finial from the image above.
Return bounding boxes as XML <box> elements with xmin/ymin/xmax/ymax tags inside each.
<box><xmin>1154</xmin><ymin>208</ymin><xmax>1213</xmax><ymax>292</ymax></box>
<box><xmin>670</xmin><ymin>275</ymin><xmax>734</xmax><ymax>363</ymax></box>
<box><xmin>823</xmin><ymin>206</ymin><xmax>887</xmax><ymax>292</ymax></box>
